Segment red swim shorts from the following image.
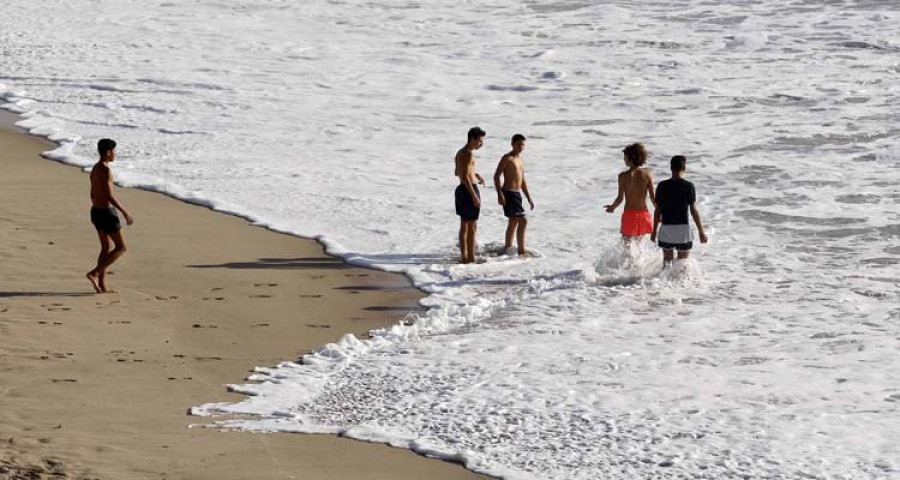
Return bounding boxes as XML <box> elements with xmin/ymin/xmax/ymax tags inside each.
<box><xmin>621</xmin><ymin>209</ymin><xmax>652</xmax><ymax>236</ymax></box>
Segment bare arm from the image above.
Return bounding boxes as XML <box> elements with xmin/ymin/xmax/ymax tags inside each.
<box><xmin>651</xmin><ymin>208</ymin><xmax>661</xmax><ymax>242</ymax></box>
<box><xmin>647</xmin><ymin>171</ymin><xmax>657</xmax><ymax>209</ymax></box>
<box><xmin>690</xmin><ymin>204</ymin><xmax>707</xmax><ymax>243</ymax></box>
<box><xmin>604</xmin><ymin>174</ymin><xmax>625</xmax><ymax>213</ymax></box>
<box><xmin>106</xmin><ymin>170</ymin><xmax>134</xmax><ymax>225</ymax></box>
<box><xmin>459</xmin><ymin>151</ymin><xmax>481</xmax><ymax>207</ymax></box>
<box><xmin>494</xmin><ymin>157</ymin><xmax>507</xmax><ymax>205</ymax></box>
<box><xmin>522</xmin><ymin>175</ymin><xmax>534</xmax><ymax>210</ymax></box>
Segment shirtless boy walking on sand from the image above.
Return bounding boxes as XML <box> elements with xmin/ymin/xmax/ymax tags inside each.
<box><xmin>651</xmin><ymin>155</ymin><xmax>708</xmax><ymax>266</ymax></box>
<box><xmin>455</xmin><ymin>127</ymin><xmax>486</xmax><ymax>264</ymax></box>
<box><xmin>86</xmin><ymin>138</ymin><xmax>134</xmax><ymax>293</ymax></box>
<box><xmin>604</xmin><ymin>142</ymin><xmax>655</xmax><ymax>241</ymax></box>
<box><xmin>494</xmin><ymin>134</ymin><xmax>535</xmax><ymax>255</ymax></box>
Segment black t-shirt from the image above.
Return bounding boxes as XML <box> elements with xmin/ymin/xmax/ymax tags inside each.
<box><xmin>656</xmin><ymin>178</ymin><xmax>696</xmax><ymax>225</ymax></box>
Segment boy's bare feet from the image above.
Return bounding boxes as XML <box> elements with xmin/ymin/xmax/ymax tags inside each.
<box><xmin>86</xmin><ymin>271</ymin><xmax>102</xmax><ymax>294</ymax></box>
<box><xmin>98</xmin><ymin>274</ymin><xmax>116</xmax><ymax>294</ymax></box>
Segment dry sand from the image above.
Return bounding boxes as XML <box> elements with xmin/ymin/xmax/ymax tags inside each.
<box><xmin>0</xmin><ymin>112</ymin><xmax>485</xmax><ymax>480</ymax></box>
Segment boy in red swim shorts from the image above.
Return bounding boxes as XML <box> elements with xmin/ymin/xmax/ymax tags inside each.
<box><xmin>604</xmin><ymin>142</ymin><xmax>656</xmax><ymax>241</ymax></box>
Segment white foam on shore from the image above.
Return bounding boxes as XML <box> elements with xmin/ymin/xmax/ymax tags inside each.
<box><xmin>3</xmin><ymin>1</ymin><xmax>900</xmax><ymax>478</ymax></box>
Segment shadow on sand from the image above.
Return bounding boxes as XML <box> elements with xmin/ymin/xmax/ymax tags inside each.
<box><xmin>188</xmin><ymin>257</ymin><xmax>352</xmax><ymax>270</ymax></box>
<box><xmin>0</xmin><ymin>291</ymin><xmax>94</xmax><ymax>298</ymax></box>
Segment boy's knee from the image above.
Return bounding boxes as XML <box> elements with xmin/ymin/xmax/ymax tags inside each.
<box><xmin>519</xmin><ymin>217</ymin><xmax>528</xmax><ymax>226</ymax></box>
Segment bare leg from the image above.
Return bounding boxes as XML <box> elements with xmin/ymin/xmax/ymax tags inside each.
<box><xmin>662</xmin><ymin>249</ymin><xmax>674</xmax><ymax>268</ymax></box>
<box><xmin>516</xmin><ymin>217</ymin><xmax>528</xmax><ymax>255</ymax></box>
<box><xmin>87</xmin><ymin>231</ymin><xmax>110</xmax><ymax>293</ymax></box>
<box><xmin>677</xmin><ymin>250</ymin><xmax>690</xmax><ymax>260</ymax></box>
<box><xmin>622</xmin><ymin>234</ymin><xmax>640</xmax><ymax>261</ymax></box>
<box><xmin>504</xmin><ymin>218</ymin><xmax>516</xmax><ymax>251</ymax></box>
<box><xmin>96</xmin><ymin>231</ymin><xmax>128</xmax><ymax>293</ymax></box>
<box><xmin>465</xmin><ymin>221</ymin><xmax>477</xmax><ymax>263</ymax></box>
<box><xmin>459</xmin><ymin>221</ymin><xmax>468</xmax><ymax>263</ymax></box>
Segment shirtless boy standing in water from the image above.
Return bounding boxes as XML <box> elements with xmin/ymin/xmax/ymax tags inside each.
<box><xmin>86</xmin><ymin>138</ymin><xmax>134</xmax><ymax>293</ymax></box>
<box><xmin>494</xmin><ymin>134</ymin><xmax>535</xmax><ymax>255</ymax></box>
<box><xmin>604</xmin><ymin>142</ymin><xmax>655</xmax><ymax>241</ymax></box>
<box><xmin>455</xmin><ymin>127</ymin><xmax>486</xmax><ymax>264</ymax></box>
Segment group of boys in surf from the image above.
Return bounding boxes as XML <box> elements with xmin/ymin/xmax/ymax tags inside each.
<box><xmin>454</xmin><ymin>127</ymin><xmax>707</xmax><ymax>266</ymax></box>
<box><xmin>84</xmin><ymin>129</ymin><xmax>707</xmax><ymax>293</ymax></box>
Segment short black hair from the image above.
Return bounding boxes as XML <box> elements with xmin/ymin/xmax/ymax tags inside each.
<box><xmin>98</xmin><ymin>138</ymin><xmax>117</xmax><ymax>157</ymax></box>
<box><xmin>467</xmin><ymin>126</ymin><xmax>486</xmax><ymax>141</ymax></box>
<box><xmin>511</xmin><ymin>133</ymin><xmax>526</xmax><ymax>143</ymax></box>
<box><xmin>670</xmin><ymin>155</ymin><xmax>687</xmax><ymax>172</ymax></box>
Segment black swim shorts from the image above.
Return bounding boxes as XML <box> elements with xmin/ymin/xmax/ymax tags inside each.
<box><xmin>502</xmin><ymin>190</ymin><xmax>526</xmax><ymax>218</ymax></box>
<box><xmin>455</xmin><ymin>184</ymin><xmax>480</xmax><ymax>221</ymax></box>
<box><xmin>658</xmin><ymin>240</ymin><xmax>692</xmax><ymax>251</ymax></box>
<box><xmin>90</xmin><ymin>207</ymin><xmax>122</xmax><ymax>233</ymax></box>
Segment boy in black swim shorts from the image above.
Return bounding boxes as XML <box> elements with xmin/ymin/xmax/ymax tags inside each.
<box><xmin>454</xmin><ymin>127</ymin><xmax>486</xmax><ymax>263</ymax></box>
<box><xmin>651</xmin><ymin>155</ymin><xmax>707</xmax><ymax>266</ymax></box>
<box><xmin>86</xmin><ymin>138</ymin><xmax>134</xmax><ymax>293</ymax></box>
<box><xmin>493</xmin><ymin>134</ymin><xmax>535</xmax><ymax>255</ymax></box>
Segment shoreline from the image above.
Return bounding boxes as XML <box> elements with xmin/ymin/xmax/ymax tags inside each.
<box><xmin>0</xmin><ymin>110</ymin><xmax>485</xmax><ymax>479</ymax></box>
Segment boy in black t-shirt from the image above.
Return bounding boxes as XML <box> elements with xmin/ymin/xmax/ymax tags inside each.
<box><xmin>651</xmin><ymin>155</ymin><xmax>708</xmax><ymax>265</ymax></box>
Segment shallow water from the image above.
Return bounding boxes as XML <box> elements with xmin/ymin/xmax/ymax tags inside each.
<box><xmin>2</xmin><ymin>1</ymin><xmax>899</xmax><ymax>478</ymax></box>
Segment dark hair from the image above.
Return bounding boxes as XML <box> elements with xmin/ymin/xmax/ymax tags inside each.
<box><xmin>622</xmin><ymin>143</ymin><xmax>647</xmax><ymax>167</ymax></box>
<box><xmin>98</xmin><ymin>138</ymin><xmax>117</xmax><ymax>157</ymax></box>
<box><xmin>670</xmin><ymin>155</ymin><xmax>687</xmax><ymax>172</ymax></box>
<box><xmin>511</xmin><ymin>133</ymin><xmax>526</xmax><ymax>143</ymax></box>
<box><xmin>467</xmin><ymin>126</ymin><xmax>486</xmax><ymax>141</ymax></box>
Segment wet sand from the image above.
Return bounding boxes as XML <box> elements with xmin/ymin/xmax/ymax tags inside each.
<box><xmin>0</xmin><ymin>112</ymin><xmax>485</xmax><ymax>480</ymax></box>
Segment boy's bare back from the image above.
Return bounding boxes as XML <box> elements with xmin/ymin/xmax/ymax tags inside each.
<box><xmin>618</xmin><ymin>168</ymin><xmax>654</xmax><ymax>210</ymax></box>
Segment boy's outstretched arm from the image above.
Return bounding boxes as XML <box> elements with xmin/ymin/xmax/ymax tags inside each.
<box><xmin>604</xmin><ymin>174</ymin><xmax>625</xmax><ymax>213</ymax></box>
<box><xmin>690</xmin><ymin>204</ymin><xmax>708</xmax><ymax>243</ymax></box>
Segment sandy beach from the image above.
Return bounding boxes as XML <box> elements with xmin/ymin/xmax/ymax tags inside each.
<box><xmin>0</xmin><ymin>112</ymin><xmax>485</xmax><ymax>479</ymax></box>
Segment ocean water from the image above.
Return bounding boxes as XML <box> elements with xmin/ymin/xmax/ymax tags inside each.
<box><xmin>2</xmin><ymin>1</ymin><xmax>899</xmax><ymax>478</ymax></box>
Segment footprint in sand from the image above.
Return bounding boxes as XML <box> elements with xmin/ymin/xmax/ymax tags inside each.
<box><xmin>107</xmin><ymin>320</ymin><xmax>132</xmax><ymax>325</ymax></box>
<box><xmin>249</xmin><ymin>294</ymin><xmax>272</xmax><ymax>298</ymax></box>
<box><xmin>191</xmin><ymin>323</ymin><xmax>218</xmax><ymax>329</ymax></box>
<box><xmin>298</xmin><ymin>294</ymin><xmax>323</xmax><ymax>298</ymax></box>
<box><xmin>155</xmin><ymin>295</ymin><xmax>179</xmax><ymax>301</ymax></box>
<box><xmin>306</xmin><ymin>324</ymin><xmax>331</xmax><ymax>329</ymax></box>
<box><xmin>250</xmin><ymin>323</ymin><xmax>270</xmax><ymax>328</ymax></box>
<box><xmin>51</xmin><ymin>378</ymin><xmax>77</xmax><ymax>383</ymax></box>
<box><xmin>194</xmin><ymin>356</ymin><xmax>222</xmax><ymax>361</ymax></box>
<box><xmin>108</xmin><ymin>350</ymin><xmax>143</xmax><ymax>363</ymax></box>
<box><xmin>40</xmin><ymin>352</ymin><xmax>74</xmax><ymax>360</ymax></box>
<box><xmin>42</xmin><ymin>303</ymin><xmax>72</xmax><ymax>312</ymax></box>
<box><xmin>200</xmin><ymin>297</ymin><xmax>226</xmax><ymax>301</ymax></box>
